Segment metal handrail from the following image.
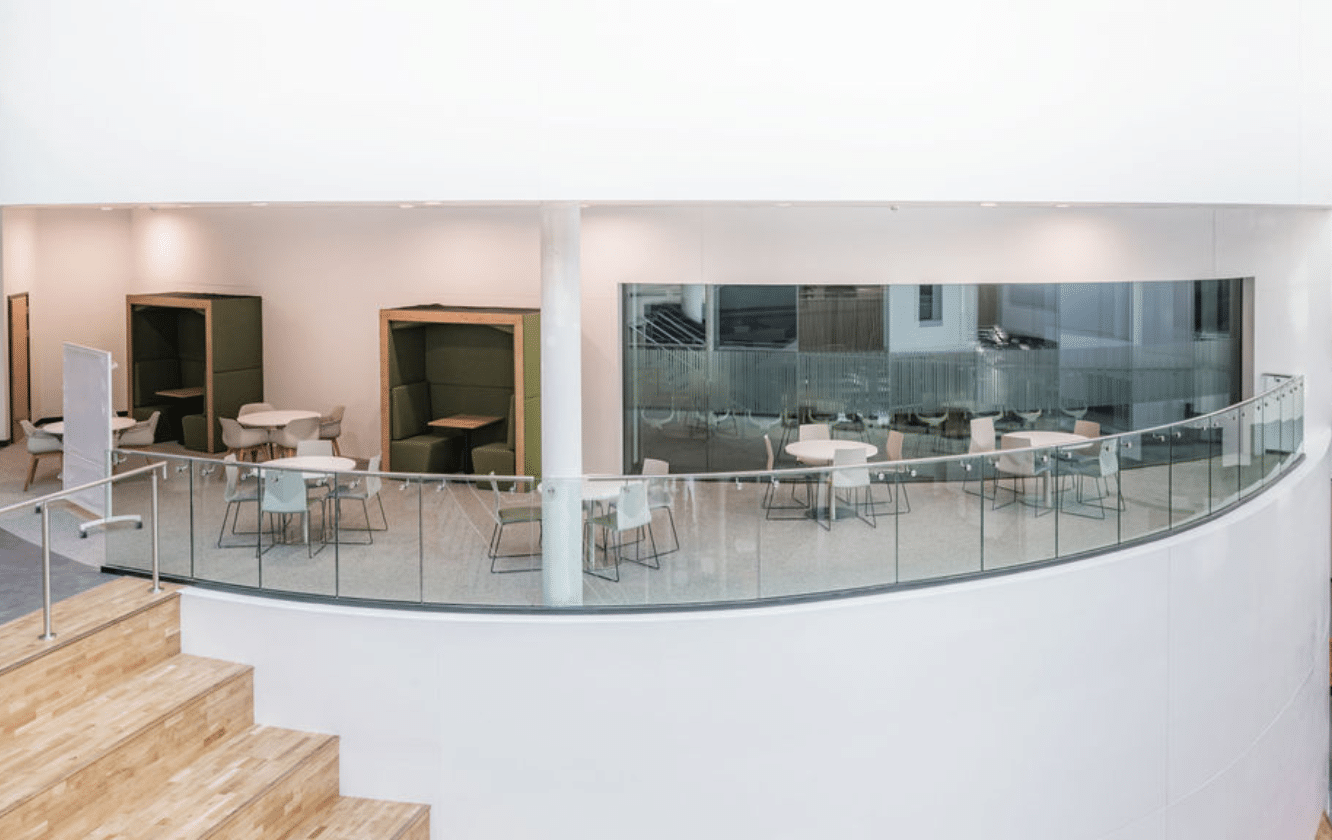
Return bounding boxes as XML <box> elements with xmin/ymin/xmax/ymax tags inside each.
<box><xmin>6</xmin><ymin>460</ymin><xmax>168</xmax><ymax>641</ymax></box>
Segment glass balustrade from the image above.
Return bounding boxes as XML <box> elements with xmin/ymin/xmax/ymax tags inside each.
<box><xmin>103</xmin><ymin>377</ymin><xmax>1305</xmax><ymax>611</ymax></box>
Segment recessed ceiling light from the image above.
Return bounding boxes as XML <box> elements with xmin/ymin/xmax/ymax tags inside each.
<box><xmin>776</xmin><ymin>202</ymin><xmax>793</xmax><ymax>207</ymax></box>
<box><xmin>423</xmin><ymin>201</ymin><xmax>442</xmax><ymax>206</ymax></box>
<box><xmin>1055</xmin><ymin>203</ymin><xmax>1070</xmax><ymax>208</ymax></box>
<box><xmin>251</xmin><ymin>202</ymin><xmax>268</xmax><ymax>207</ymax></box>
<box><xmin>398</xmin><ymin>204</ymin><xmax>415</xmax><ymax>209</ymax></box>
<box><xmin>100</xmin><ymin>206</ymin><xmax>114</xmax><ymax>211</ymax></box>
<box><xmin>980</xmin><ymin>202</ymin><xmax>998</xmax><ymax>208</ymax></box>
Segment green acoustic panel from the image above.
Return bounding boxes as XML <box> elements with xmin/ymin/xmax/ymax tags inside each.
<box><xmin>180</xmin><ymin>359</ymin><xmax>206</xmax><ymax>388</ymax></box>
<box><xmin>389</xmin><ymin>382</ymin><xmax>431</xmax><ymax>440</ymax></box>
<box><xmin>389</xmin><ymin>325</ymin><xmax>426</xmax><ymax>387</ymax></box>
<box><xmin>522</xmin><ymin>313</ymin><xmax>541</xmax><ymax>397</ymax></box>
<box><xmin>131</xmin><ymin>307</ymin><xmax>179</xmax><ymax>360</ymax></box>
<box><xmin>523</xmin><ymin>394</ymin><xmax>541</xmax><ymax>480</ymax></box>
<box><xmin>180</xmin><ymin>414</ymin><xmax>209</xmax><ymax>452</ymax></box>
<box><xmin>210</xmin><ymin>298</ymin><xmax>264</xmax><ymax>371</ymax></box>
<box><xmin>212</xmin><ymin>368</ymin><xmax>264</xmax><ymax>419</ymax></box>
<box><xmin>424</xmin><ymin>323</ymin><xmax>514</xmax><ymax>387</ymax></box>
<box><xmin>177</xmin><ymin>309</ymin><xmax>206</xmax><ymax>361</ymax></box>
<box><xmin>133</xmin><ymin>359</ymin><xmax>181</xmax><ymax>406</ymax></box>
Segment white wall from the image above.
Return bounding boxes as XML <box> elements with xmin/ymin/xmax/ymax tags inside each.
<box><xmin>180</xmin><ymin>436</ymin><xmax>1331</xmax><ymax>840</ymax></box>
<box><xmin>1</xmin><ymin>1</ymin><xmax>1329</xmax><ymax>206</ymax></box>
<box><xmin>5</xmin><ymin>205</ymin><xmax>1327</xmax><ymax>472</ymax></box>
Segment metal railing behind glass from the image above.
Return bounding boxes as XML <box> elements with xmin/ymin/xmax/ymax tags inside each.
<box><xmin>102</xmin><ymin>377</ymin><xmax>1305</xmax><ymax>612</ymax></box>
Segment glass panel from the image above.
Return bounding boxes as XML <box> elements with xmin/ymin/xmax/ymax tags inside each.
<box><xmin>1052</xmin><ymin>436</ymin><xmax>1123</xmax><ymax>556</ymax></box>
<box><xmin>1169</xmin><ymin>419</ymin><xmax>1216</xmax><ymax>529</ymax></box>
<box><xmin>1237</xmin><ymin>403</ymin><xmax>1264</xmax><ymax>499</ymax></box>
<box><xmin>1116</xmin><ymin>430</ymin><xmax>1173</xmax><ymax>543</ymax></box>
<box><xmin>898</xmin><ymin>453</ymin><xmax>984</xmax><ymax>582</ymax></box>
<box><xmin>249</xmin><ymin>463</ymin><xmax>337</xmax><ymax>597</ymax></box>
<box><xmin>194</xmin><ymin>456</ymin><xmax>260</xmax><ymax>587</ymax></box>
<box><xmin>106</xmin><ymin>456</ymin><xmax>194</xmax><ymax>579</ymax></box>
<box><xmin>981</xmin><ymin>442</ymin><xmax>1058</xmax><ymax>570</ymax></box>
<box><xmin>423</xmin><ymin>476</ymin><xmax>541</xmax><ymax>607</ymax></box>
<box><xmin>325</xmin><ymin>467</ymin><xmax>424</xmax><ymax>604</ymax></box>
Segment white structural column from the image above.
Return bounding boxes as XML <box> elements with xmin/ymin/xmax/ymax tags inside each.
<box><xmin>540</xmin><ymin>203</ymin><xmax>583</xmax><ymax>607</ymax></box>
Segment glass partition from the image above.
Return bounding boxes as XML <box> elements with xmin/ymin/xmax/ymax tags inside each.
<box><xmin>103</xmin><ymin>377</ymin><xmax>1302</xmax><ymax>613</ymax></box>
<box><xmin>624</xmin><ymin>278</ymin><xmax>1245</xmax><ymax>475</ymax></box>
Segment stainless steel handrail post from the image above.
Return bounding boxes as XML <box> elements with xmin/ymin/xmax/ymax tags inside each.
<box><xmin>40</xmin><ymin>502</ymin><xmax>54</xmax><ymax>640</ymax></box>
<box><xmin>150</xmin><ymin>466</ymin><xmax>162</xmax><ymax>593</ymax></box>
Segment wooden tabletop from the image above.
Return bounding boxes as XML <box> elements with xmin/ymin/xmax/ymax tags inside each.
<box><xmin>156</xmin><ymin>387</ymin><xmax>204</xmax><ymax>399</ymax></box>
<box><xmin>429</xmin><ymin>414</ymin><xmax>501</xmax><ymax>431</ymax></box>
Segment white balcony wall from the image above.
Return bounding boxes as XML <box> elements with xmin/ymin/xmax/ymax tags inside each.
<box><xmin>180</xmin><ymin>438</ymin><xmax>1331</xmax><ymax>840</ymax></box>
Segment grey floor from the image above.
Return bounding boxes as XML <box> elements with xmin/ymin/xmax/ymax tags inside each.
<box><xmin>0</xmin><ymin>506</ymin><xmax>116</xmax><ymax>624</ymax></box>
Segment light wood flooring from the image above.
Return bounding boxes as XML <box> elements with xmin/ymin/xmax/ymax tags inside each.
<box><xmin>0</xmin><ymin>576</ymin><xmax>429</xmax><ymax>839</ymax></box>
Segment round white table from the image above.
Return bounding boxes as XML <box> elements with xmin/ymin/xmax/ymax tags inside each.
<box><xmin>1001</xmin><ymin>430</ymin><xmax>1087</xmax><ymax>449</ymax></box>
<box><xmin>783</xmin><ymin>439</ymin><xmax>879</xmax><ymax>521</ymax></box>
<box><xmin>41</xmin><ymin>416</ymin><xmax>138</xmax><ymax>435</ymax></box>
<box><xmin>784</xmin><ymin>439</ymin><xmax>878</xmax><ymax>466</ymax></box>
<box><xmin>237</xmin><ymin>409</ymin><xmax>321</xmax><ymax>429</ymax></box>
<box><xmin>263</xmin><ymin>455</ymin><xmax>355</xmax><ymax>479</ymax></box>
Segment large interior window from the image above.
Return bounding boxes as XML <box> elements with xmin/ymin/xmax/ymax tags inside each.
<box><xmin>623</xmin><ymin>278</ymin><xmax>1246</xmax><ymax>473</ymax></box>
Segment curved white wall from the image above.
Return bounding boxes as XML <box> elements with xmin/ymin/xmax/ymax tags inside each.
<box><xmin>1</xmin><ymin>0</ymin><xmax>1329</xmax><ymax>206</ymax></box>
<box><xmin>180</xmin><ymin>437</ymin><xmax>1331</xmax><ymax>840</ymax></box>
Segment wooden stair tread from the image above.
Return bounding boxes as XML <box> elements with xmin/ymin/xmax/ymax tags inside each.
<box><xmin>0</xmin><ymin>576</ymin><xmax>179</xmax><ymax>677</ymax></box>
<box><xmin>0</xmin><ymin>653</ymin><xmax>250</xmax><ymax>818</ymax></box>
<box><xmin>87</xmin><ymin>724</ymin><xmax>338</xmax><ymax>840</ymax></box>
<box><xmin>283</xmin><ymin>796</ymin><xmax>431</xmax><ymax>840</ymax></box>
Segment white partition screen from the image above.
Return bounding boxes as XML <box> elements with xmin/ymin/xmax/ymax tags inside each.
<box><xmin>62</xmin><ymin>342</ymin><xmax>114</xmax><ymax>515</ymax></box>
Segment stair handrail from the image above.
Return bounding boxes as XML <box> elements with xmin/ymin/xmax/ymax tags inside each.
<box><xmin>0</xmin><ymin>460</ymin><xmax>167</xmax><ymax>642</ymax></box>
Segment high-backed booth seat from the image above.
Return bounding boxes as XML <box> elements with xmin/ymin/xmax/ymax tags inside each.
<box><xmin>128</xmin><ymin>293</ymin><xmax>264</xmax><ymax>453</ymax></box>
<box><xmin>382</xmin><ymin>306</ymin><xmax>541</xmax><ymax>479</ymax></box>
<box><xmin>472</xmin><ymin>394</ymin><xmax>516</xmax><ymax>478</ymax></box>
<box><xmin>389</xmin><ymin>381</ymin><xmax>461</xmax><ymax>473</ymax></box>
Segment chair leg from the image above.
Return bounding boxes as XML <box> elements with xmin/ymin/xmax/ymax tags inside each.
<box><xmin>331</xmin><ymin>438</ymin><xmax>341</xmax><ymax>456</ymax></box>
<box><xmin>24</xmin><ymin>455</ymin><xmax>38</xmax><ymax>492</ymax></box>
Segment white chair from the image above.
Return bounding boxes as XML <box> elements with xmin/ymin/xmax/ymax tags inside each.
<box><xmin>824</xmin><ymin>447</ymin><xmax>877</xmax><ymax>529</ymax></box>
<box><xmin>295</xmin><ymin>439</ymin><xmax>334</xmax><ymax>457</ymax></box>
<box><xmin>328</xmin><ymin>454</ymin><xmax>387</xmax><ymax>543</ymax></box>
<box><xmin>964</xmin><ymin>416</ymin><xmax>998</xmax><ymax>497</ymax></box>
<box><xmin>220</xmin><ymin>417</ymin><xmax>269</xmax><ymax>462</ymax></box>
<box><xmin>762</xmin><ymin>433</ymin><xmax>809</xmax><ymax>519</ymax></box>
<box><xmin>1016</xmin><ymin>408</ymin><xmax>1043</xmax><ymax>429</ymax></box>
<box><xmin>258</xmin><ymin>467</ymin><xmax>322</xmax><ymax>557</ymax></box>
<box><xmin>20</xmin><ymin>420</ymin><xmax>61</xmax><ymax>492</ymax></box>
<box><xmin>238</xmin><ymin>402</ymin><xmax>274</xmax><ymax>417</ymax></box>
<box><xmin>114</xmin><ymin>411</ymin><xmax>160</xmax><ymax>469</ymax></box>
<box><xmin>217</xmin><ymin>453</ymin><xmax>260</xmax><ymax>547</ymax></box>
<box><xmin>116</xmin><ymin>411</ymin><xmax>159</xmax><ymax>448</ymax></box>
<box><xmin>798</xmin><ymin>423</ymin><xmax>830</xmax><ymax>443</ymax></box>
<box><xmin>881</xmin><ymin>428</ymin><xmax>911</xmax><ymax>514</ymax></box>
<box><xmin>641</xmin><ymin>457</ymin><xmax>678</xmax><ymax>555</ymax></box>
<box><xmin>271</xmin><ymin>416</ymin><xmax>319</xmax><ymax>458</ymax></box>
<box><xmin>586</xmin><ymin>482</ymin><xmax>656</xmax><ymax>581</ymax></box>
<box><xmin>486</xmin><ymin>477</ymin><xmax>542</xmax><ymax>572</ymax></box>
<box><xmin>1068</xmin><ymin>439</ymin><xmax>1125</xmax><ymax>518</ymax></box>
<box><xmin>992</xmin><ymin>436</ymin><xmax>1050</xmax><ymax>514</ymax></box>
<box><xmin>318</xmin><ymin>405</ymin><xmax>345</xmax><ymax>456</ymax></box>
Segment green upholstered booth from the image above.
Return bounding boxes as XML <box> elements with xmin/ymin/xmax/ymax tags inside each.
<box><xmin>381</xmin><ymin>306</ymin><xmax>540</xmax><ymax>479</ymax></box>
<box><xmin>127</xmin><ymin>293</ymin><xmax>264</xmax><ymax>453</ymax></box>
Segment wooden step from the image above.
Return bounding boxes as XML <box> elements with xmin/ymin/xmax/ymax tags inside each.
<box><xmin>85</xmin><ymin>725</ymin><xmax>340</xmax><ymax>840</ymax></box>
<box><xmin>0</xmin><ymin>577</ymin><xmax>181</xmax><ymax>737</ymax></box>
<box><xmin>282</xmin><ymin>796</ymin><xmax>431</xmax><ymax>840</ymax></box>
<box><xmin>0</xmin><ymin>654</ymin><xmax>253</xmax><ymax>839</ymax></box>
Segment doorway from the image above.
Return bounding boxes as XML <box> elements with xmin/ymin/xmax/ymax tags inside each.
<box><xmin>8</xmin><ymin>292</ymin><xmax>30</xmax><ymax>441</ymax></box>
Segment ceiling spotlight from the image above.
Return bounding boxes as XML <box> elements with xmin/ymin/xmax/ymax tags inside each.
<box><xmin>398</xmin><ymin>203</ymin><xmax>415</xmax><ymax>209</ymax></box>
<box><xmin>251</xmin><ymin>202</ymin><xmax>269</xmax><ymax>207</ymax></box>
<box><xmin>980</xmin><ymin>202</ymin><xmax>998</xmax><ymax>208</ymax></box>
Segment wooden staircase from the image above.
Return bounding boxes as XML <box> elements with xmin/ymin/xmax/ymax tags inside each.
<box><xmin>0</xmin><ymin>577</ymin><xmax>429</xmax><ymax>839</ymax></box>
